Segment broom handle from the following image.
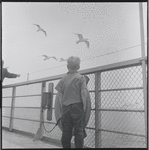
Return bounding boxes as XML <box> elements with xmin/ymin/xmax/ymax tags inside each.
<box><xmin>43</xmin><ymin>117</ymin><xmax>61</xmax><ymax>133</ymax></box>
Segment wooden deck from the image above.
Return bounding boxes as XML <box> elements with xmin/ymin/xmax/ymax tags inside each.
<box><xmin>2</xmin><ymin>129</ymin><xmax>61</xmax><ymax>149</ymax></box>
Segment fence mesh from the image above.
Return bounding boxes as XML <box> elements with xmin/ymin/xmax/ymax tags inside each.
<box><xmin>2</xmin><ymin>63</ymin><xmax>147</xmax><ymax>148</ymax></box>
<box><xmin>97</xmin><ymin>65</ymin><xmax>146</xmax><ymax>148</ymax></box>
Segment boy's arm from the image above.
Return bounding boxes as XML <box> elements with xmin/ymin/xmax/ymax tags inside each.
<box><xmin>81</xmin><ymin>76</ymin><xmax>88</xmax><ymax>112</ymax></box>
<box><xmin>81</xmin><ymin>89</ymin><xmax>88</xmax><ymax>112</ymax></box>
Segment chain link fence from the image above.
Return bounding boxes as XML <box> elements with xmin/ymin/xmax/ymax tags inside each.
<box><xmin>2</xmin><ymin>58</ymin><xmax>147</xmax><ymax>148</ymax></box>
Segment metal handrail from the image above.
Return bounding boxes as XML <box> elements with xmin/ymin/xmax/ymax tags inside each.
<box><xmin>2</xmin><ymin>57</ymin><xmax>147</xmax><ymax>148</ymax></box>
<box><xmin>2</xmin><ymin>57</ymin><xmax>146</xmax><ymax>88</ymax></box>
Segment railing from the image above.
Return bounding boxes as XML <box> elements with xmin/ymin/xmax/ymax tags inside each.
<box><xmin>2</xmin><ymin>57</ymin><xmax>147</xmax><ymax>148</ymax></box>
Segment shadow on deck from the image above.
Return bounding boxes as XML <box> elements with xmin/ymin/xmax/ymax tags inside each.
<box><xmin>2</xmin><ymin>128</ymin><xmax>62</xmax><ymax>149</ymax></box>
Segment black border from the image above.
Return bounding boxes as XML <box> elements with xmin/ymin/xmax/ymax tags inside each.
<box><xmin>1</xmin><ymin>1</ymin><xmax>148</xmax><ymax>150</ymax></box>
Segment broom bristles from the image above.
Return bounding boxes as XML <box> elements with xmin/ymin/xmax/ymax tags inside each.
<box><xmin>33</xmin><ymin>124</ymin><xmax>44</xmax><ymax>141</ymax></box>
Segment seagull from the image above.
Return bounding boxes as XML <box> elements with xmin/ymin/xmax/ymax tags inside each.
<box><xmin>42</xmin><ymin>55</ymin><xmax>51</xmax><ymax>60</ymax></box>
<box><xmin>33</xmin><ymin>24</ymin><xmax>47</xmax><ymax>37</ymax></box>
<box><xmin>41</xmin><ymin>55</ymin><xmax>66</xmax><ymax>62</ymax></box>
<box><xmin>75</xmin><ymin>33</ymin><xmax>89</xmax><ymax>48</ymax></box>
<box><xmin>41</xmin><ymin>55</ymin><xmax>59</xmax><ymax>61</ymax></box>
<box><xmin>51</xmin><ymin>56</ymin><xmax>58</xmax><ymax>61</ymax></box>
<box><xmin>59</xmin><ymin>58</ymin><xmax>67</xmax><ymax>62</ymax></box>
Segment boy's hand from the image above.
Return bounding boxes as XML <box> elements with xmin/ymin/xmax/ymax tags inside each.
<box><xmin>17</xmin><ymin>74</ymin><xmax>20</xmax><ymax>77</ymax></box>
<box><xmin>83</xmin><ymin>104</ymin><xmax>86</xmax><ymax>112</ymax></box>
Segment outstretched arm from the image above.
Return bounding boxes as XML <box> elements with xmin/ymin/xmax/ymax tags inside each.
<box><xmin>5</xmin><ymin>69</ymin><xmax>20</xmax><ymax>78</ymax></box>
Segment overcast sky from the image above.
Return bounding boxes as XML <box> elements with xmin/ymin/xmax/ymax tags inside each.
<box><xmin>2</xmin><ymin>2</ymin><xmax>147</xmax><ymax>85</ymax></box>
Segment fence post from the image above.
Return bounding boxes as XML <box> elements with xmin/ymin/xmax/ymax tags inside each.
<box><xmin>95</xmin><ymin>71</ymin><xmax>101</xmax><ymax>148</ymax></box>
<box><xmin>27</xmin><ymin>73</ymin><xmax>29</xmax><ymax>81</ymax></box>
<box><xmin>139</xmin><ymin>3</ymin><xmax>147</xmax><ymax>146</ymax></box>
<box><xmin>9</xmin><ymin>86</ymin><xmax>16</xmax><ymax>131</ymax></box>
<box><xmin>40</xmin><ymin>82</ymin><xmax>46</xmax><ymax>127</ymax></box>
<box><xmin>47</xmin><ymin>83</ymin><xmax>54</xmax><ymax>121</ymax></box>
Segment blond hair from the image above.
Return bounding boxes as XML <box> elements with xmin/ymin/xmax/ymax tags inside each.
<box><xmin>67</xmin><ymin>56</ymin><xmax>80</xmax><ymax>71</ymax></box>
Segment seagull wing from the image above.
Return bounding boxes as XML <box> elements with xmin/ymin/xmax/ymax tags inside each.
<box><xmin>59</xmin><ymin>58</ymin><xmax>64</xmax><ymax>62</ymax></box>
<box><xmin>42</xmin><ymin>30</ymin><xmax>47</xmax><ymax>36</ymax></box>
<box><xmin>51</xmin><ymin>56</ymin><xmax>58</xmax><ymax>60</ymax></box>
<box><xmin>76</xmin><ymin>34</ymin><xmax>83</xmax><ymax>40</ymax></box>
<box><xmin>42</xmin><ymin>55</ymin><xmax>49</xmax><ymax>59</ymax></box>
<box><xmin>85</xmin><ymin>40</ymin><xmax>89</xmax><ymax>48</ymax></box>
<box><xmin>33</xmin><ymin>24</ymin><xmax>41</xmax><ymax>30</ymax></box>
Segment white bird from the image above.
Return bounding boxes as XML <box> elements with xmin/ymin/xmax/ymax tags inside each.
<box><xmin>51</xmin><ymin>56</ymin><xmax>58</xmax><ymax>61</ymax></box>
<box><xmin>75</xmin><ymin>33</ymin><xmax>89</xmax><ymax>48</ymax></box>
<box><xmin>33</xmin><ymin>24</ymin><xmax>47</xmax><ymax>37</ymax></box>
<box><xmin>42</xmin><ymin>55</ymin><xmax>51</xmax><ymax>60</ymax></box>
<box><xmin>41</xmin><ymin>55</ymin><xmax>67</xmax><ymax>62</ymax></box>
<box><xmin>59</xmin><ymin>58</ymin><xmax>67</xmax><ymax>62</ymax></box>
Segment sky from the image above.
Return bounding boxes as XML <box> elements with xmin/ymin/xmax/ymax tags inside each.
<box><xmin>2</xmin><ymin>2</ymin><xmax>147</xmax><ymax>85</ymax></box>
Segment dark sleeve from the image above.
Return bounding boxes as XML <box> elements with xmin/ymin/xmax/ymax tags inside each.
<box><xmin>5</xmin><ymin>69</ymin><xmax>18</xmax><ymax>78</ymax></box>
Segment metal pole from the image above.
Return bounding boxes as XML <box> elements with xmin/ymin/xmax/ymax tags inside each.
<box><xmin>40</xmin><ymin>82</ymin><xmax>46</xmax><ymax>127</ymax></box>
<box><xmin>9</xmin><ymin>86</ymin><xmax>16</xmax><ymax>131</ymax></box>
<box><xmin>47</xmin><ymin>82</ymin><xmax>54</xmax><ymax>121</ymax></box>
<box><xmin>27</xmin><ymin>73</ymin><xmax>29</xmax><ymax>81</ymax></box>
<box><xmin>95</xmin><ymin>71</ymin><xmax>101</xmax><ymax>148</ymax></box>
<box><xmin>139</xmin><ymin>2</ymin><xmax>147</xmax><ymax>146</ymax></box>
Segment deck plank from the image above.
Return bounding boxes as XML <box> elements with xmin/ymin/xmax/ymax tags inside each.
<box><xmin>2</xmin><ymin>129</ymin><xmax>61</xmax><ymax>149</ymax></box>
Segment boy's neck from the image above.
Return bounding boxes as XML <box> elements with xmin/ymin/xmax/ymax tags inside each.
<box><xmin>67</xmin><ymin>69</ymin><xmax>78</xmax><ymax>74</ymax></box>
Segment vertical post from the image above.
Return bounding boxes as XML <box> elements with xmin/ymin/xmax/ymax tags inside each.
<box><xmin>9</xmin><ymin>86</ymin><xmax>16</xmax><ymax>131</ymax></box>
<box><xmin>47</xmin><ymin>83</ymin><xmax>54</xmax><ymax>121</ymax></box>
<box><xmin>40</xmin><ymin>82</ymin><xmax>46</xmax><ymax>127</ymax></box>
<box><xmin>95</xmin><ymin>71</ymin><xmax>101</xmax><ymax>148</ymax></box>
<box><xmin>139</xmin><ymin>2</ymin><xmax>147</xmax><ymax>146</ymax></box>
<box><xmin>27</xmin><ymin>73</ymin><xmax>29</xmax><ymax>82</ymax></box>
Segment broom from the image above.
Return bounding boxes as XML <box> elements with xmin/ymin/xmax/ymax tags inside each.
<box><xmin>33</xmin><ymin>116</ymin><xmax>61</xmax><ymax>141</ymax></box>
<box><xmin>33</xmin><ymin>110</ymin><xmax>44</xmax><ymax>141</ymax></box>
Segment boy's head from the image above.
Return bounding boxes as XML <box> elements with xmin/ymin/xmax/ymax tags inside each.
<box><xmin>67</xmin><ymin>56</ymin><xmax>80</xmax><ymax>71</ymax></box>
<box><xmin>84</xmin><ymin>75</ymin><xmax>90</xmax><ymax>85</ymax></box>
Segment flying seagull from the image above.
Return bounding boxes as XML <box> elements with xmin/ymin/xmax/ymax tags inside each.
<box><xmin>42</xmin><ymin>55</ymin><xmax>51</xmax><ymax>60</ymax></box>
<box><xmin>59</xmin><ymin>58</ymin><xmax>67</xmax><ymax>62</ymax></box>
<box><xmin>41</xmin><ymin>55</ymin><xmax>67</xmax><ymax>62</ymax></box>
<box><xmin>33</xmin><ymin>24</ymin><xmax>47</xmax><ymax>37</ymax></box>
<box><xmin>51</xmin><ymin>57</ymin><xmax>67</xmax><ymax>62</ymax></box>
<box><xmin>75</xmin><ymin>33</ymin><xmax>89</xmax><ymax>48</ymax></box>
<box><xmin>51</xmin><ymin>56</ymin><xmax>58</xmax><ymax>61</ymax></box>
<box><xmin>41</xmin><ymin>55</ymin><xmax>58</xmax><ymax>61</ymax></box>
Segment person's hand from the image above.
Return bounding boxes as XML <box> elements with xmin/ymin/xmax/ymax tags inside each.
<box><xmin>83</xmin><ymin>105</ymin><xmax>86</xmax><ymax>112</ymax></box>
<box><xmin>17</xmin><ymin>74</ymin><xmax>20</xmax><ymax>77</ymax></box>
